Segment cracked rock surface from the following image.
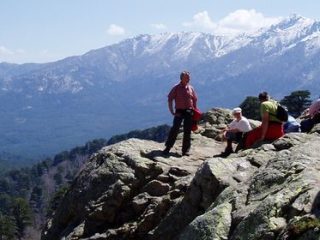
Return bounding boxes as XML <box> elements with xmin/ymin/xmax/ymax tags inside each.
<box><xmin>42</xmin><ymin>133</ymin><xmax>224</xmax><ymax>240</ymax></box>
<box><xmin>42</xmin><ymin>109</ymin><xmax>320</xmax><ymax>240</ymax></box>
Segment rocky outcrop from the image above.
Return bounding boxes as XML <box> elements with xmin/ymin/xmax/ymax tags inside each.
<box><xmin>107</xmin><ymin>125</ymin><xmax>171</xmax><ymax>145</ymax></box>
<box><xmin>176</xmin><ymin>132</ymin><xmax>320</xmax><ymax>240</ymax></box>
<box><xmin>200</xmin><ymin>108</ymin><xmax>260</xmax><ymax>140</ymax></box>
<box><xmin>42</xmin><ymin>109</ymin><xmax>320</xmax><ymax>240</ymax></box>
<box><xmin>42</xmin><ymin>133</ymin><xmax>225</xmax><ymax>240</ymax></box>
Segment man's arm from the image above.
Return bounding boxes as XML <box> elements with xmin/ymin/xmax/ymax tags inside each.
<box><xmin>225</xmin><ymin>120</ymin><xmax>239</xmax><ymax>133</ymax></box>
<box><xmin>168</xmin><ymin>100</ymin><xmax>174</xmax><ymax>116</ymax></box>
<box><xmin>168</xmin><ymin>86</ymin><xmax>176</xmax><ymax>116</ymax></box>
<box><xmin>192</xmin><ymin>87</ymin><xmax>198</xmax><ymax>109</ymax></box>
<box><xmin>260</xmin><ymin>112</ymin><xmax>269</xmax><ymax>141</ymax></box>
<box><xmin>227</xmin><ymin>128</ymin><xmax>240</xmax><ymax>133</ymax></box>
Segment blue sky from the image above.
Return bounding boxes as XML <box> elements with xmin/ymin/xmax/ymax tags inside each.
<box><xmin>1</xmin><ymin>0</ymin><xmax>320</xmax><ymax>63</ymax></box>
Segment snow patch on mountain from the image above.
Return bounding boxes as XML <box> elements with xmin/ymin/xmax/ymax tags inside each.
<box><xmin>214</xmin><ymin>34</ymin><xmax>253</xmax><ymax>57</ymax></box>
<box><xmin>303</xmin><ymin>31</ymin><xmax>320</xmax><ymax>56</ymax></box>
<box><xmin>262</xmin><ymin>15</ymin><xmax>316</xmax><ymax>54</ymax></box>
<box><xmin>142</xmin><ymin>32</ymin><xmax>176</xmax><ymax>55</ymax></box>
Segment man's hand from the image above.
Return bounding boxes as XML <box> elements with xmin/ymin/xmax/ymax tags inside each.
<box><xmin>174</xmin><ymin>111</ymin><xmax>182</xmax><ymax>117</ymax></box>
<box><xmin>168</xmin><ymin>101</ymin><xmax>175</xmax><ymax>116</ymax></box>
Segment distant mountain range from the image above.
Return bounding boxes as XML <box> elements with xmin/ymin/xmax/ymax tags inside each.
<box><xmin>0</xmin><ymin>14</ymin><xmax>320</xmax><ymax>158</ymax></box>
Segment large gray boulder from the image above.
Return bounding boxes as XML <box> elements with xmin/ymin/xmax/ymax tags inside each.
<box><xmin>200</xmin><ymin>108</ymin><xmax>233</xmax><ymax>140</ymax></box>
<box><xmin>177</xmin><ymin>132</ymin><xmax>320</xmax><ymax>240</ymax></box>
<box><xmin>41</xmin><ymin>111</ymin><xmax>320</xmax><ymax>240</ymax></box>
<box><xmin>42</xmin><ymin>134</ymin><xmax>225</xmax><ymax>240</ymax></box>
<box><xmin>179</xmin><ymin>202</ymin><xmax>232</xmax><ymax>240</ymax></box>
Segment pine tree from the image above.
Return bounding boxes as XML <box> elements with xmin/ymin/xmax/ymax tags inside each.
<box><xmin>11</xmin><ymin>198</ymin><xmax>32</xmax><ymax>240</ymax></box>
<box><xmin>280</xmin><ymin>90</ymin><xmax>312</xmax><ymax>118</ymax></box>
<box><xmin>0</xmin><ymin>213</ymin><xmax>17</xmax><ymax>240</ymax></box>
<box><xmin>239</xmin><ymin>96</ymin><xmax>261</xmax><ymax>120</ymax></box>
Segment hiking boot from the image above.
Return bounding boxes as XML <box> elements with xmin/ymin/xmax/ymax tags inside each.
<box><xmin>162</xmin><ymin>147</ymin><xmax>170</xmax><ymax>156</ymax></box>
<box><xmin>182</xmin><ymin>150</ymin><xmax>190</xmax><ymax>156</ymax></box>
<box><xmin>219</xmin><ymin>148</ymin><xmax>233</xmax><ymax>158</ymax></box>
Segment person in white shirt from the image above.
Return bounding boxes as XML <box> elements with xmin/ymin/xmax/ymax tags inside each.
<box><xmin>221</xmin><ymin>107</ymin><xmax>252</xmax><ymax>157</ymax></box>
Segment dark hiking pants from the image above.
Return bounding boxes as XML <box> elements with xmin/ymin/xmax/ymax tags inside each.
<box><xmin>301</xmin><ymin>113</ymin><xmax>320</xmax><ymax>132</ymax></box>
<box><xmin>165</xmin><ymin>109</ymin><xmax>193</xmax><ymax>153</ymax></box>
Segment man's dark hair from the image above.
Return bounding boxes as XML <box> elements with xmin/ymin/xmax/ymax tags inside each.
<box><xmin>258</xmin><ymin>91</ymin><xmax>269</xmax><ymax>101</ymax></box>
<box><xmin>180</xmin><ymin>71</ymin><xmax>190</xmax><ymax>80</ymax></box>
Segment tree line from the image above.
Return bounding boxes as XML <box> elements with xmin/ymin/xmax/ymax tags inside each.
<box><xmin>0</xmin><ymin>125</ymin><xmax>171</xmax><ymax>239</ymax></box>
<box><xmin>239</xmin><ymin>90</ymin><xmax>312</xmax><ymax>120</ymax></box>
<box><xmin>0</xmin><ymin>139</ymin><xmax>108</xmax><ymax>239</ymax></box>
<box><xmin>0</xmin><ymin>91</ymin><xmax>314</xmax><ymax>239</ymax></box>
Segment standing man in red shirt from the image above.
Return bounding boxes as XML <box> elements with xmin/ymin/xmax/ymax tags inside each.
<box><xmin>163</xmin><ymin>71</ymin><xmax>198</xmax><ymax>156</ymax></box>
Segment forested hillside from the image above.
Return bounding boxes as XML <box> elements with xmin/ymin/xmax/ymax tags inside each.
<box><xmin>0</xmin><ymin>125</ymin><xmax>169</xmax><ymax>239</ymax></box>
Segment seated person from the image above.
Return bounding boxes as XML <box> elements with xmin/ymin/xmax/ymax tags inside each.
<box><xmin>300</xmin><ymin>98</ymin><xmax>320</xmax><ymax>132</ymax></box>
<box><xmin>284</xmin><ymin>115</ymin><xmax>300</xmax><ymax>133</ymax></box>
<box><xmin>244</xmin><ymin>92</ymin><xmax>284</xmax><ymax>148</ymax></box>
<box><xmin>221</xmin><ymin>107</ymin><xmax>252</xmax><ymax>156</ymax></box>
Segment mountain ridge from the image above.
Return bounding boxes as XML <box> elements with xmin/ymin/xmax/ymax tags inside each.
<box><xmin>0</xmin><ymin>14</ymin><xmax>320</xmax><ymax>158</ymax></box>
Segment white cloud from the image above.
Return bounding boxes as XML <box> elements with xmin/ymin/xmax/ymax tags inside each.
<box><xmin>151</xmin><ymin>23</ymin><xmax>167</xmax><ymax>30</ymax></box>
<box><xmin>0</xmin><ymin>46</ymin><xmax>26</xmax><ymax>63</ymax></box>
<box><xmin>183</xmin><ymin>9</ymin><xmax>281</xmax><ymax>36</ymax></box>
<box><xmin>0</xmin><ymin>46</ymin><xmax>14</xmax><ymax>56</ymax></box>
<box><xmin>107</xmin><ymin>24</ymin><xmax>126</xmax><ymax>36</ymax></box>
<box><xmin>183</xmin><ymin>11</ymin><xmax>216</xmax><ymax>30</ymax></box>
<box><xmin>218</xmin><ymin>9</ymin><xmax>281</xmax><ymax>33</ymax></box>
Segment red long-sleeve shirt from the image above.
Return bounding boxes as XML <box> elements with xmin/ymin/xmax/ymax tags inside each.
<box><xmin>168</xmin><ymin>83</ymin><xmax>197</xmax><ymax>110</ymax></box>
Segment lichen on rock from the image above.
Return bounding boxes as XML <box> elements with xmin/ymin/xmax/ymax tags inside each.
<box><xmin>41</xmin><ymin>111</ymin><xmax>320</xmax><ymax>240</ymax></box>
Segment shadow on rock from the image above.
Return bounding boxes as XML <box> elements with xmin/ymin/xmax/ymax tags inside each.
<box><xmin>144</xmin><ymin>150</ymin><xmax>181</xmax><ymax>159</ymax></box>
<box><xmin>311</xmin><ymin>191</ymin><xmax>320</xmax><ymax>217</ymax></box>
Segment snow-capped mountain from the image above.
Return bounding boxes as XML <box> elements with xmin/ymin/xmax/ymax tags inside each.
<box><xmin>1</xmin><ymin>14</ymin><xmax>320</xmax><ymax>158</ymax></box>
